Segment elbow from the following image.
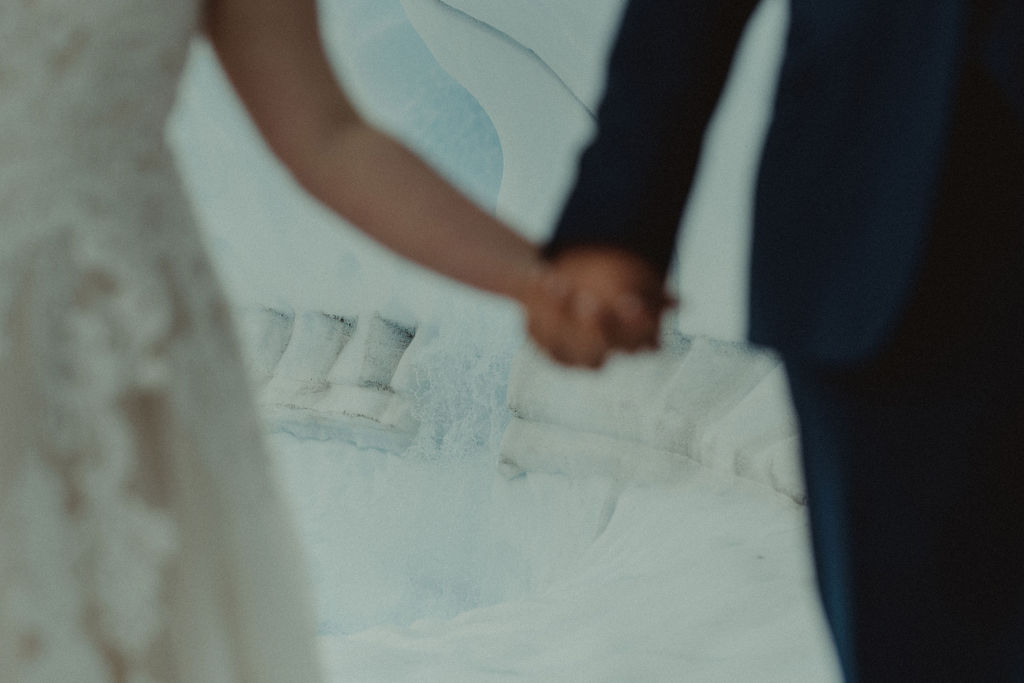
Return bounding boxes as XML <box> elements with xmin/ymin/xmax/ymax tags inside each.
<box><xmin>281</xmin><ymin>116</ymin><xmax>377</xmax><ymax>218</ymax></box>
<box><xmin>274</xmin><ymin>110</ymin><xmax>363</xmax><ymax>179</ymax></box>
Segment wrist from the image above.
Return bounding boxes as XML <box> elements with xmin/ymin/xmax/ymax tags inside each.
<box><xmin>510</xmin><ymin>255</ymin><xmax>554</xmax><ymax>306</ymax></box>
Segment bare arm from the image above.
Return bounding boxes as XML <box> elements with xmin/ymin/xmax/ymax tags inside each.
<box><xmin>203</xmin><ymin>0</ymin><xmax>543</xmax><ymax>303</ymax></box>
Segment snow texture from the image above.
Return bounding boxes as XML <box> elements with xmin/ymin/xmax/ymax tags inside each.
<box><xmin>169</xmin><ymin>0</ymin><xmax>840</xmax><ymax>679</ymax></box>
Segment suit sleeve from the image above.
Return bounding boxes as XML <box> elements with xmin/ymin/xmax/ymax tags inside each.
<box><xmin>545</xmin><ymin>0</ymin><xmax>760</xmax><ymax>276</ymax></box>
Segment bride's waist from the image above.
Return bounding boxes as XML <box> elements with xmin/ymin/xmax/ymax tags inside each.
<box><xmin>3</xmin><ymin>117</ymin><xmax>174</xmax><ymax>168</ymax></box>
<box><xmin>0</xmin><ymin>140</ymin><xmax>193</xmax><ymax>240</ymax></box>
<box><xmin>1</xmin><ymin>119</ymin><xmax>182</xmax><ymax>187</ymax></box>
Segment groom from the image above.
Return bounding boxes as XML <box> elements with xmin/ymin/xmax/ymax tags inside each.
<box><xmin>528</xmin><ymin>1</ymin><xmax>1024</xmax><ymax>680</ymax></box>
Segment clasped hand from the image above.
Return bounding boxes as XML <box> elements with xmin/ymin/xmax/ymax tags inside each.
<box><xmin>523</xmin><ymin>247</ymin><xmax>674</xmax><ymax>368</ymax></box>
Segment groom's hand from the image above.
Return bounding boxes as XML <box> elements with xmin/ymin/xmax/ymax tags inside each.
<box><xmin>524</xmin><ymin>247</ymin><xmax>673</xmax><ymax>368</ymax></box>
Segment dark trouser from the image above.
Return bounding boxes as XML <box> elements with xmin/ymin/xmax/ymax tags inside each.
<box><xmin>784</xmin><ymin>56</ymin><xmax>1024</xmax><ymax>681</ymax></box>
<box><xmin>787</xmin><ymin>356</ymin><xmax>1024</xmax><ymax>681</ymax></box>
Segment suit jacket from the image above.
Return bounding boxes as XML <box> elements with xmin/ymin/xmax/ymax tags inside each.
<box><xmin>547</xmin><ymin>0</ymin><xmax>1023</xmax><ymax>365</ymax></box>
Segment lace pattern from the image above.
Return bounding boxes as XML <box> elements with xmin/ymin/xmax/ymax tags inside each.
<box><xmin>1</xmin><ymin>233</ymin><xmax>179</xmax><ymax>681</ymax></box>
<box><xmin>1</xmin><ymin>2</ymin><xmax>321</xmax><ymax>681</ymax></box>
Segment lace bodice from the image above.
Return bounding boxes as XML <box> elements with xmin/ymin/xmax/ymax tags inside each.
<box><xmin>0</xmin><ymin>0</ymin><xmax>198</xmax><ymax>147</ymax></box>
<box><xmin>0</xmin><ymin>3</ymin><xmax>201</xmax><ymax>680</ymax></box>
<box><xmin>0</xmin><ymin>0</ymin><xmax>204</xmax><ymax>355</ymax></box>
<box><xmin>0</xmin><ymin>3</ymin><xmax>322</xmax><ymax>681</ymax></box>
<box><xmin>0</xmin><ymin>0</ymin><xmax>200</xmax><ymax>242</ymax></box>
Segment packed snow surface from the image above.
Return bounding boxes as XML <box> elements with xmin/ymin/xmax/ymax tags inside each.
<box><xmin>170</xmin><ymin>0</ymin><xmax>840</xmax><ymax>678</ymax></box>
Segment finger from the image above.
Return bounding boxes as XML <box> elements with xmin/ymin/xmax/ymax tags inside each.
<box><xmin>607</xmin><ymin>294</ymin><xmax>654</xmax><ymax>350</ymax></box>
<box><xmin>527</xmin><ymin>305</ymin><xmax>607</xmax><ymax>369</ymax></box>
<box><xmin>540</xmin><ymin>271</ymin><xmax>573</xmax><ymax>314</ymax></box>
<box><xmin>652</xmin><ymin>292</ymin><xmax>680</xmax><ymax>318</ymax></box>
<box><xmin>556</xmin><ymin>340</ymin><xmax>606</xmax><ymax>368</ymax></box>
<box><xmin>573</xmin><ymin>292</ymin><xmax>616</xmax><ymax>361</ymax></box>
<box><xmin>542</xmin><ymin>334</ymin><xmax>607</xmax><ymax>368</ymax></box>
<box><xmin>559</xmin><ymin>314</ymin><xmax>611</xmax><ymax>368</ymax></box>
<box><xmin>551</xmin><ymin>316</ymin><xmax>608</xmax><ymax>367</ymax></box>
<box><xmin>526</xmin><ymin>306</ymin><xmax>563</xmax><ymax>360</ymax></box>
<box><xmin>576</xmin><ymin>332</ymin><xmax>610</xmax><ymax>368</ymax></box>
<box><xmin>571</xmin><ymin>290</ymin><xmax>603</xmax><ymax>327</ymax></box>
<box><xmin>598</xmin><ymin>298</ymin><xmax>656</xmax><ymax>351</ymax></box>
<box><xmin>529</xmin><ymin>283</ymin><xmax>614</xmax><ymax>368</ymax></box>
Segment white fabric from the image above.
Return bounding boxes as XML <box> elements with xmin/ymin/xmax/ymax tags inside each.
<box><xmin>0</xmin><ymin>2</ymin><xmax>323</xmax><ymax>680</ymax></box>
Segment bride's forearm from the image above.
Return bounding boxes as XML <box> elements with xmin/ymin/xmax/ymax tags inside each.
<box><xmin>295</xmin><ymin>121</ymin><xmax>544</xmax><ymax>303</ymax></box>
<box><xmin>206</xmin><ymin>0</ymin><xmax>542</xmax><ymax>303</ymax></box>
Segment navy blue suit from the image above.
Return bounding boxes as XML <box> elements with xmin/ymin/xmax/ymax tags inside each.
<box><xmin>548</xmin><ymin>1</ymin><xmax>1024</xmax><ymax>679</ymax></box>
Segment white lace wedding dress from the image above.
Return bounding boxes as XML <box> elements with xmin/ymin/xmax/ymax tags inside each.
<box><xmin>0</xmin><ymin>2</ymin><xmax>323</xmax><ymax>681</ymax></box>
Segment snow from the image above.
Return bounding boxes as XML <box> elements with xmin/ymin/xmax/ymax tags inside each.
<box><xmin>279</xmin><ymin>437</ymin><xmax>835</xmax><ymax>681</ymax></box>
<box><xmin>501</xmin><ymin>337</ymin><xmax>806</xmax><ymax>503</ymax></box>
<box><xmin>168</xmin><ymin>0</ymin><xmax>841</xmax><ymax>679</ymax></box>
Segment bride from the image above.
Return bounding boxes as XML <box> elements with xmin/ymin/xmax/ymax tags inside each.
<box><xmin>0</xmin><ymin>0</ymin><xmax>588</xmax><ymax>680</ymax></box>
